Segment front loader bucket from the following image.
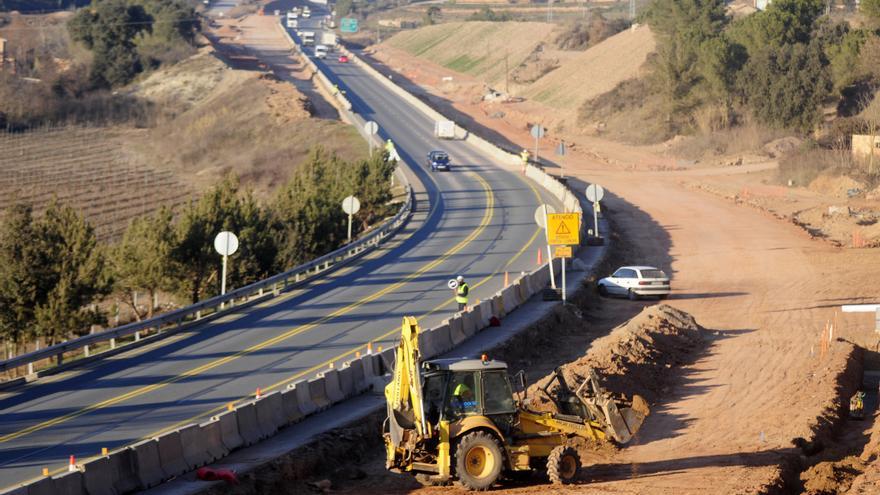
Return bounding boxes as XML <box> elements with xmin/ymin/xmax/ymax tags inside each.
<box><xmin>604</xmin><ymin>395</ymin><xmax>649</xmax><ymax>444</ymax></box>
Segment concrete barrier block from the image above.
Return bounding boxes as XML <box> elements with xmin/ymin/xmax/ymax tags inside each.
<box><xmin>51</xmin><ymin>470</ymin><xmax>83</xmax><ymax>495</ymax></box>
<box><xmin>255</xmin><ymin>391</ymin><xmax>284</xmax><ymax>438</ymax></box>
<box><xmin>281</xmin><ymin>385</ymin><xmax>304</xmax><ymax>424</ymax></box>
<box><xmin>213</xmin><ymin>410</ymin><xmax>244</xmax><ymax>452</ymax></box>
<box><xmin>462</xmin><ymin>309</ymin><xmax>477</xmax><ymax>338</ymax></box>
<box><xmin>418</xmin><ymin>328</ymin><xmax>439</xmax><ymax>359</ymax></box>
<box><xmin>308</xmin><ymin>376</ymin><xmax>331</xmax><ymax>411</ymax></box>
<box><xmin>1</xmin><ymin>486</ymin><xmax>27</xmax><ymax>495</ymax></box>
<box><xmin>293</xmin><ymin>379</ymin><xmax>318</xmax><ymax>416</ymax></box>
<box><xmin>491</xmin><ymin>294</ymin><xmax>504</xmax><ymax>318</ymax></box>
<box><xmin>515</xmin><ymin>279</ymin><xmax>530</xmax><ymax>302</ymax></box>
<box><xmin>156</xmin><ymin>429</ymin><xmax>188</xmax><ymax>478</ymax></box>
<box><xmin>361</xmin><ymin>353</ymin><xmax>381</xmax><ymax>381</ymax></box>
<box><xmin>198</xmin><ymin>418</ymin><xmax>228</xmax><ymax>462</ymax></box>
<box><xmin>502</xmin><ymin>286</ymin><xmax>518</xmax><ymax>314</ymax></box>
<box><xmin>320</xmin><ymin>369</ymin><xmax>345</xmax><ymax>404</ymax></box>
<box><xmin>449</xmin><ymin>316</ymin><xmax>466</xmax><ymax>346</ymax></box>
<box><xmin>432</xmin><ymin>323</ymin><xmax>453</xmax><ymax>354</ymax></box>
<box><xmin>106</xmin><ymin>448</ymin><xmax>138</xmax><ymax>495</ymax></box>
<box><xmin>477</xmin><ymin>300</ymin><xmax>493</xmax><ymax>329</ymax></box>
<box><xmin>235</xmin><ymin>401</ymin><xmax>263</xmax><ymax>446</ymax></box>
<box><xmin>178</xmin><ymin>423</ymin><xmax>211</xmax><ymax>470</ymax></box>
<box><xmin>345</xmin><ymin>359</ymin><xmax>366</xmax><ymax>392</ymax></box>
<box><xmin>82</xmin><ymin>455</ymin><xmax>114</xmax><ymax>495</ymax></box>
<box><xmin>23</xmin><ymin>478</ymin><xmax>54</xmax><ymax>495</ymax></box>
<box><xmin>379</xmin><ymin>347</ymin><xmax>395</xmax><ymax>374</ymax></box>
<box><xmin>337</xmin><ymin>365</ymin><xmax>355</xmax><ymax>398</ymax></box>
<box><xmin>129</xmin><ymin>438</ymin><xmax>163</xmax><ymax>489</ymax></box>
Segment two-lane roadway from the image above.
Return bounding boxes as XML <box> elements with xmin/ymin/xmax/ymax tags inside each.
<box><xmin>0</xmin><ymin>8</ymin><xmax>563</xmax><ymax>489</ymax></box>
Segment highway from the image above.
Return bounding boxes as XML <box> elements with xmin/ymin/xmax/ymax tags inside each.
<box><xmin>0</xmin><ymin>6</ymin><xmax>563</xmax><ymax>488</ymax></box>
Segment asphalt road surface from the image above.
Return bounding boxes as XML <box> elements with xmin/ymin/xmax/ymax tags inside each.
<box><xmin>0</xmin><ymin>7</ymin><xmax>564</xmax><ymax>488</ymax></box>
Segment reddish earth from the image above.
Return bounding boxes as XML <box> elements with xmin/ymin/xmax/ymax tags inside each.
<box><xmin>354</xmin><ymin>45</ymin><xmax>880</xmax><ymax>494</ymax></box>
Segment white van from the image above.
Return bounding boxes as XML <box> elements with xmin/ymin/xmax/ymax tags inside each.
<box><xmin>314</xmin><ymin>44</ymin><xmax>328</xmax><ymax>59</ymax></box>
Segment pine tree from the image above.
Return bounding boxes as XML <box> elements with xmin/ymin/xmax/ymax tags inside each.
<box><xmin>0</xmin><ymin>204</ymin><xmax>44</xmax><ymax>357</ymax></box>
<box><xmin>111</xmin><ymin>206</ymin><xmax>177</xmax><ymax>320</ymax></box>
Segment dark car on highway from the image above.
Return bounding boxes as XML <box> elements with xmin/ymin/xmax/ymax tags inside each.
<box><xmin>427</xmin><ymin>150</ymin><xmax>450</xmax><ymax>171</ymax></box>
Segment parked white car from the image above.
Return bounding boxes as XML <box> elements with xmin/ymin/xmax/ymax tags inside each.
<box><xmin>598</xmin><ymin>266</ymin><xmax>670</xmax><ymax>300</ymax></box>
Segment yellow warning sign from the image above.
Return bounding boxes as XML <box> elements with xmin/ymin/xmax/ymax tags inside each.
<box><xmin>554</xmin><ymin>245</ymin><xmax>572</xmax><ymax>258</ymax></box>
<box><xmin>547</xmin><ymin>213</ymin><xmax>580</xmax><ymax>245</ymax></box>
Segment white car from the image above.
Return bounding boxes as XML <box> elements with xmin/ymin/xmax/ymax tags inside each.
<box><xmin>598</xmin><ymin>266</ymin><xmax>670</xmax><ymax>300</ymax></box>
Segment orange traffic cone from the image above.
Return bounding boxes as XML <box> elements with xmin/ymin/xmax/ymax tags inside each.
<box><xmin>68</xmin><ymin>455</ymin><xmax>76</xmax><ymax>472</ymax></box>
<box><xmin>504</xmin><ymin>271</ymin><xmax>509</xmax><ymax>287</ymax></box>
<box><xmin>367</xmin><ymin>342</ymin><xmax>373</xmax><ymax>354</ymax></box>
<box><xmin>537</xmin><ymin>248</ymin><xmax>543</xmax><ymax>265</ymax></box>
<box><xmin>255</xmin><ymin>387</ymin><xmax>262</xmax><ymax>399</ymax></box>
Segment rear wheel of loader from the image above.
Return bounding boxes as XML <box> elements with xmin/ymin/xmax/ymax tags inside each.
<box><xmin>547</xmin><ymin>445</ymin><xmax>580</xmax><ymax>485</ymax></box>
<box><xmin>455</xmin><ymin>431</ymin><xmax>503</xmax><ymax>490</ymax></box>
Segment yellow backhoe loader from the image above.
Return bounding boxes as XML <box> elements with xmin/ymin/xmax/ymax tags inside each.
<box><xmin>384</xmin><ymin>317</ymin><xmax>649</xmax><ymax>490</ymax></box>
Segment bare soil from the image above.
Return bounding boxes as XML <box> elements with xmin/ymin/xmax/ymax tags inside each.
<box><xmin>330</xmin><ymin>29</ymin><xmax>880</xmax><ymax>494</ymax></box>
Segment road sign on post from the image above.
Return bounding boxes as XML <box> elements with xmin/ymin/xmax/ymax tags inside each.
<box><xmin>340</xmin><ymin>17</ymin><xmax>358</xmax><ymax>32</ymax></box>
<box><xmin>555</xmin><ymin>140</ymin><xmax>566</xmax><ymax>178</ymax></box>
<box><xmin>364</xmin><ymin>121</ymin><xmax>378</xmax><ymax>156</ymax></box>
<box><xmin>547</xmin><ymin>213</ymin><xmax>580</xmax><ymax>245</ymax></box>
<box><xmin>554</xmin><ymin>246</ymin><xmax>572</xmax><ymax>258</ymax></box>
<box><xmin>585</xmin><ymin>184</ymin><xmax>605</xmax><ymax>238</ymax></box>
<box><xmin>214</xmin><ymin>231</ymin><xmax>239</xmax><ymax>297</ymax></box>
<box><xmin>342</xmin><ymin>195</ymin><xmax>361</xmax><ymax>243</ymax></box>
<box><xmin>530</xmin><ymin>125</ymin><xmax>545</xmax><ymax>166</ymax></box>
<box><xmin>533</xmin><ymin>204</ymin><xmax>557</xmax><ymax>290</ymax></box>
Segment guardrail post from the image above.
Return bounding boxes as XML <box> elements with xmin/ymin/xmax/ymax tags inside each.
<box><xmin>135</xmin><ymin>331</ymin><xmax>141</xmax><ymax>342</ymax></box>
<box><xmin>110</xmin><ymin>338</ymin><xmax>116</xmax><ymax>350</ymax></box>
<box><xmin>84</xmin><ymin>345</ymin><xmax>90</xmax><ymax>358</ymax></box>
<box><xmin>196</xmin><ymin>310</ymin><xmax>202</xmax><ymax>321</ymax></box>
<box><xmin>259</xmin><ymin>288</ymin><xmax>264</xmax><ymax>297</ymax></box>
<box><xmin>27</xmin><ymin>361</ymin><xmax>33</xmax><ymax>375</ymax></box>
<box><xmin>57</xmin><ymin>352</ymin><xmax>63</xmax><ymax>366</ymax></box>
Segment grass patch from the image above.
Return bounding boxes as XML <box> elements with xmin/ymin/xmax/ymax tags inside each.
<box><xmin>578</xmin><ymin>77</ymin><xmax>673</xmax><ymax>144</ymax></box>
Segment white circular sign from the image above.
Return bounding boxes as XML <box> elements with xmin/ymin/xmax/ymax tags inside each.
<box><xmin>214</xmin><ymin>231</ymin><xmax>239</xmax><ymax>256</ymax></box>
<box><xmin>533</xmin><ymin>204</ymin><xmax>557</xmax><ymax>228</ymax></box>
<box><xmin>585</xmin><ymin>184</ymin><xmax>605</xmax><ymax>203</ymax></box>
<box><xmin>447</xmin><ymin>279</ymin><xmax>458</xmax><ymax>290</ymax></box>
<box><xmin>364</xmin><ymin>121</ymin><xmax>378</xmax><ymax>135</ymax></box>
<box><xmin>342</xmin><ymin>195</ymin><xmax>361</xmax><ymax>215</ymax></box>
<box><xmin>530</xmin><ymin>125</ymin><xmax>545</xmax><ymax>139</ymax></box>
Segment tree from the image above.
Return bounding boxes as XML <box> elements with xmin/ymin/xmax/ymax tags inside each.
<box><xmin>173</xmin><ymin>176</ymin><xmax>278</xmax><ymax>303</ymax></box>
<box><xmin>424</xmin><ymin>5</ymin><xmax>441</xmax><ymax>25</ymax></box>
<box><xmin>738</xmin><ymin>41</ymin><xmax>831</xmax><ymax>130</ymax></box>
<box><xmin>0</xmin><ymin>204</ymin><xmax>45</xmax><ymax>357</ymax></box>
<box><xmin>33</xmin><ymin>201</ymin><xmax>110</xmax><ymax>344</ymax></box>
<box><xmin>111</xmin><ymin>207</ymin><xmax>177</xmax><ymax>320</ymax></box>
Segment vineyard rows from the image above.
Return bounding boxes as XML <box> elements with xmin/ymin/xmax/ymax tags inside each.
<box><xmin>0</xmin><ymin>126</ymin><xmax>194</xmax><ymax>242</ymax></box>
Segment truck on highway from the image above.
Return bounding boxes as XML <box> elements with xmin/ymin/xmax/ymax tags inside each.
<box><xmin>301</xmin><ymin>31</ymin><xmax>316</xmax><ymax>46</ymax></box>
<box><xmin>320</xmin><ymin>32</ymin><xmax>337</xmax><ymax>49</ymax></box>
<box><xmin>302</xmin><ymin>6</ymin><xmax>311</xmax><ymax>17</ymax></box>
<box><xmin>434</xmin><ymin>120</ymin><xmax>457</xmax><ymax>139</ymax></box>
<box><xmin>314</xmin><ymin>44</ymin><xmax>328</xmax><ymax>59</ymax></box>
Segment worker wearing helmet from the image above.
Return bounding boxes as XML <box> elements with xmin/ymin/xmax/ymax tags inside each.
<box><xmin>520</xmin><ymin>149</ymin><xmax>530</xmax><ymax>173</ymax></box>
<box><xmin>385</xmin><ymin>139</ymin><xmax>400</xmax><ymax>163</ymax></box>
<box><xmin>451</xmin><ymin>375</ymin><xmax>476</xmax><ymax>414</ymax></box>
<box><xmin>455</xmin><ymin>275</ymin><xmax>469</xmax><ymax>311</ymax></box>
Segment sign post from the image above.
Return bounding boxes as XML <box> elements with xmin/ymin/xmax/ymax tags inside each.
<box><xmin>342</xmin><ymin>195</ymin><xmax>361</xmax><ymax>243</ymax></box>
<box><xmin>555</xmin><ymin>140</ymin><xmax>566</xmax><ymax>179</ymax></box>
<box><xmin>213</xmin><ymin>231</ymin><xmax>239</xmax><ymax>297</ymax></box>
<box><xmin>364</xmin><ymin>121</ymin><xmax>378</xmax><ymax>157</ymax></box>
<box><xmin>547</xmin><ymin>213</ymin><xmax>580</xmax><ymax>303</ymax></box>
<box><xmin>533</xmin><ymin>204</ymin><xmax>557</xmax><ymax>290</ymax></box>
<box><xmin>585</xmin><ymin>184</ymin><xmax>605</xmax><ymax>238</ymax></box>
<box><xmin>531</xmin><ymin>125</ymin><xmax>545</xmax><ymax>166</ymax></box>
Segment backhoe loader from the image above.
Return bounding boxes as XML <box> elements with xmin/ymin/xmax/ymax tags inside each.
<box><xmin>384</xmin><ymin>317</ymin><xmax>649</xmax><ymax>490</ymax></box>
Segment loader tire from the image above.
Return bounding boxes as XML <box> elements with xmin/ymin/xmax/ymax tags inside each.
<box><xmin>455</xmin><ymin>431</ymin><xmax>503</xmax><ymax>491</ymax></box>
<box><xmin>547</xmin><ymin>445</ymin><xmax>580</xmax><ymax>485</ymax></box>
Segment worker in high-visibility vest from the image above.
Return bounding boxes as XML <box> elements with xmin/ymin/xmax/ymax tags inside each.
<box><xmin>455</xmin><ymin>275</ymin><xmax>469</xmax><ymax>311</ymax></box>
<box><xmin>520</xmin><ymin>149</ymin><xmax>530</xmax><ymax>173</ymax></box>
<box><xmin>385</xmin><ymin>139</ymin><xmax>400</xmax><ymax>163</ymax></box>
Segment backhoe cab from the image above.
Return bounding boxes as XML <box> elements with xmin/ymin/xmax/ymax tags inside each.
<box><xmin>384</xmin><ymin>317</ymin><xmax>649</xmax><ymax>490</ymax></box>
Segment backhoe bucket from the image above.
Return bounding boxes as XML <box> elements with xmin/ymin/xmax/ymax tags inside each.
<box><xmin>603</xmin><ymin>394</ymin><xmax>649</xmax><ymax>444</ymax></box>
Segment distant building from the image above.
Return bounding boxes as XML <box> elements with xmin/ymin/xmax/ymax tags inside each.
<box><xmin>852</xmin><ymin>134</ymin><xmax>880</xmax><ymax>162</ymax></box>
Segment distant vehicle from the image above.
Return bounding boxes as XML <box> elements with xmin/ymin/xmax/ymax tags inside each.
<box><xmin>338</xmin><ymin>54</ymin><xmax>349</xmax><ymax>63</ymax></box>
<box><xmin>287</xmin><ymin>11</ymin><xmax>299</xmax><ymax>20</ymax></box>
<box><xmin>287</xmin><ymin>18</ymin><xmax>298</xmax><ymax>28</ymax></box>
<box><xmin>301</xmin><ymin>31</ymin><xmax>316</xmax><ymax>46</ymax></box>
<box><xmin>434</xmin><ymin>120</ymin><xmax>456</xmax><ymax>139</ymax></box>
<box><xmin>426</xmin><ymin>150</ymin><xmax>450</xmax><ymax>172</ymax></box>
<box><xmin>320</xmin><ymin>32</ymin><xmax>337</xmax><ymax>48</ymax></box>
<box><xmin>302</xmin><ymin>7</ymin><xmax>311</xmax><ymax>17</ymax></box>
<box><xmin>598</xmin><ymin>266</ymin><xmax>670</xmax><ymax>300</ymax></box>
<box><xmin>314</xmin><ymin>44</ymin><xmax>328</xmax><ymax>59</ymax></box>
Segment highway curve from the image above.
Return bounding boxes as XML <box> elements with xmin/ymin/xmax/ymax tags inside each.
<box><xmin>0</xmin><ymin>11</ymin><xmax>563</xmax><ymax>489</ymax></box>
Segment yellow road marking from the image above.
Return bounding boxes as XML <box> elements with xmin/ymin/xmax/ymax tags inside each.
<box><xmin>0</xmin><ymin>172</ymin><xmax>492</xmax><ymax>448</ymax></box>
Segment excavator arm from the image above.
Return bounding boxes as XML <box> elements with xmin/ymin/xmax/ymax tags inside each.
<box><xmin>384</xmin><ymin>317</ymin><xmax>430</xmax><ymax>469</ymax></box>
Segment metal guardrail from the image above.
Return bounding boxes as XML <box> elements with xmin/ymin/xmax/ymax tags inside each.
<box><xmin>0</xmin><ymin>180</ymin><xmax>413</xmax><ymax>376</ymax></box>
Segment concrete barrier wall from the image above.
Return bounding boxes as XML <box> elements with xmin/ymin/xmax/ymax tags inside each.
<box><xmin>199</xmin><ymin>417</ymin><xmax>229</xmax><ymax>462</ymax></box>
<box><xmin>308</xmin><ymin>377</ymin><xmax>331</xmax><ymax>411</ymax></box>
<box><xmin>51</xmin><ymin>470</ymin><xmax>82</xmax><ymax>495</ymax></box>
<box><xmin>337</xmin><ymin>365</ymin><xmax>355</xmax><ymax>398</ymax></box>
<box><xmin>156</xmin><ymin>430</ymin><xmax>188</xmax><ymax>478</ymax></box>
<box><xmin>214</xmin><ymin>409</ymin><xmax>244</xmax><ymax>452</ymax></box>
<box><xmin>235</xmin><ymin>401</ymin><xmax>264</xmax><ymax>446</ymax></box>
<box><xmin>448</xmin><ymin>316</ymin><xmax>466</xmax><ymax>346</ymax></box>
<box><xmin>254</xmin><ymin>391</ymin><xmax>283</xmax><ymax>438</ymax></box>
<box><xmin>320</xmin><ymin>369</ymin><xmax>345</xmax><ymax>404</ymax></box>
<box><xmin>282</xmin><ymin>384</ymin><xmax>306</xmax><ymax>424</ymax></box>
<box><xmin>293</xmin><ymin>379</ymin><xmax>318</xmax><ymax>416</ymax></box>
<box><xmin>129</xmin><ymin>438</ymin><xmax>163</xmax><ymax>489</ymax></box>
<box><xmin>179</xmin><ymin>423</ymin><xmax>211</xmax><ymax>470</ymax></box>
<box><xmin>461</xmin><ymin>309</ymin><xmax>478</xmax><ymax>338</ymax></box>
